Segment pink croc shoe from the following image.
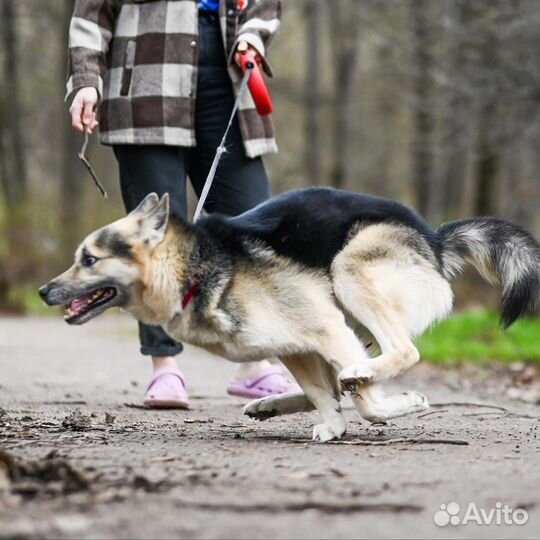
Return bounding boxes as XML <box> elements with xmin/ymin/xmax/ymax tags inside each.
<box><xmin>144</xmin><ymin>367</ymin><xmax>190</xmax><ymax>409</ymax></box>
<box><xmin>227</xmin><ymin>365</ymin><xmax>301</xmax><ymax>399</ymax></box>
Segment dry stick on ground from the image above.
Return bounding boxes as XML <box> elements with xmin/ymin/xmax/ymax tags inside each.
<box><xmin>43</xmin><ymin>401</ymin><xmax>87</xmax><ymax>406</ymax></box>
<box><xmin>281</xmin><ymin>437</ymin><xmax>469</xmax><ymax>446</ymax></box>
<box><xmin>325</xmin><ymin>438</ymin><xmax>469</xmax><ymax>446</ymax></box>
<box><xmin>172</xmin><ymin>499</ymin><xmax>423</xmax><ymax>514</ymax></box>
<box><xmin>417</xmin><ymin>409</ymin><xmax>449</xmax><ymax>418</ymax></box>
<box><xmin>463</xmin><ymin>411</ymin><xmax>506</xmax><ymax>417</ymax></box>
<box><xmin>431</xmin><ymin>402</ymin><xmax>509</xmax><ymax>412</ymax></box>
<box><xmin>431</xmin><ymin>402</ymin><xmax>539</xmax><ymax>419</ymax></box>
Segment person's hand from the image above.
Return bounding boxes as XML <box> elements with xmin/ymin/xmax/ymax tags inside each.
<box><xmin>70</xmin><ymin>87</ymin><xmax>99</xmax><ymax>134</ymax></box>
<box><xmin>234</xmin><ymin>40</ymin><xmax>262</xmax><ymax>68</ymax></box>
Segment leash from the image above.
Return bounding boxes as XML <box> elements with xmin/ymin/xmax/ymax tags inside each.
<box><xmin>182</xmin><ymin>68</ymin><xmax>252</xmax><ymax>306</ymax></box>
<box><xmin>192</xmin><ymin>63</ymin><xmax>254</xmax><ymax>222</ymax></box>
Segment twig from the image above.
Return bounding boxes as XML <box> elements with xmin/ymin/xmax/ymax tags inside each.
<box><xmin>432</xmin><ymin>402</ymin><xmax>538</xmax><ymax>419</ymax></box>
<box><xmin>417</xmin><ymin>409</ymin><xmax>448</xmax><ymax>418</ymax></box>
<box><xmin>79</xmin><ymin>128</ymin><xmax>107</xmax><ymax>198</ymax></box>
<box><xmin>123</xmin><ymin>403</ymin><xmax>148</xmax><ymax>410</ymax></box>
<box><xmin>463</xmin><ymin>411</ymin><xmax>504</xmax><ymax>417</ymax></box>
<box><xmin>43</xmin><ymin>400</ymin><xmax>87</xmax><ymax>406</ymax></box>
<box><xmin>431</xmin><ymin>402</ymin><xmax>508</xmax><ymax>412</ymax></box>
<box><xmin>325</xmin><ymin>437</ymin><xmax>468</xmax><ymax>446</ymax></box>
<box><xmin>173</xmin><ymin>498</ymin><xmax>423</xmax><ymax>514</ymax></box>
<box><xmin>279</xmin><ymin>437</ymin><xmax>468</xmax><ymax>446</ymax></box>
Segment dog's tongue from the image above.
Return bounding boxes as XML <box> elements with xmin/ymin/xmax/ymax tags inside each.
<box><xmin>70</xmin><ymin>294</ymin><xmax>92</xmax><ymax>313</ymax></box>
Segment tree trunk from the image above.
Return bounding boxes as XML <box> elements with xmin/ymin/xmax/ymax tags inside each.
<box><xmin>473</xmin><ymin>32</ymin><xmax>500</xmax><ymax>217</ymax></box>
<box><xmin>474</xmin><ymin>104</ymin><xmax>499</xmax><ymax>216</ymax></box>
<box><xmin>303</xmin><ymin>0</ymin><xmax>323</xmax><ymax>185</ymax></box>
<box><xmin>0</xmin><ymin>0</ymin><xmax>28</xmax><ymax>311</ymax></box>
<box><xmin>438</xmin><ymin>0</ymin><xmax>470</xmax><ymax>219</ymax></box>
<box><xmin>60</xmin><ymin>0</ymin><xmax>85</xmax><ymax>255</ymax></box>
<box><xmin>328</xmin><ymin>0</ymin><xmax>363</xmax><ymax>189</ymax></box>
<box><xmin>410</xmin><ymin>0</ymin><xmax>435</xmax><ymax>218</ymax></box>
<box><xmin>0</xmin><ymin>0</ymin><xmax>27</xmax><ymax>207</ymax></box>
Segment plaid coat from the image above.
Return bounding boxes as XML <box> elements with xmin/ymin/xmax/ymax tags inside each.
<box><xmin>67</xmin><ymin>0</ymin><xmax>281</xmax><ymax>157</ymax></box>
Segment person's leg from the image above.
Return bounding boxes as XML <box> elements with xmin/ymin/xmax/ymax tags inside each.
<box><xmin>189</xmin><ymin>13</ymin><xmax>299</xmax><ymax>397</ymax></box>
<box><xmin>113</xmin><ymin>145</ymin><xmax>190</xmax><ymax>408</ymax></box>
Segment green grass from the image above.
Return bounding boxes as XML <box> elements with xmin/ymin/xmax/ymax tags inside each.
<box><xmin>417</xmin><ymin>309</ymin><xmax>540</xmax><ymax>365</ymax></box>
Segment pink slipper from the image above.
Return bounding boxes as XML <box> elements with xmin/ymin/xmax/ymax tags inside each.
<box><xmin>227</xmin><ymin>365</ymin><xmax>302</xmax><ymax>399</ymax></box>
<box><xmin>144</xmin><ymin>368</ymin><xmax>190</xmax><ymax>409</ymax></box>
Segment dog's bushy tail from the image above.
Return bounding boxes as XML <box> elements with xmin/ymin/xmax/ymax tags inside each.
<box><xmin>437</xmin><ymin>217</ymin><xmax>540</xmax><ymax>328</ymax></box>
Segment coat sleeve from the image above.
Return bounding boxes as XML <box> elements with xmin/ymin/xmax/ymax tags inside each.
<box><xmin>65</xmin><ymin>0</ymin><xmax>119</xmax><ymax>102</ymax></box>
<box><xmin>234</xmin><ymin>0</ymin><xmax>281</xmax><ymax>76</ymax></box>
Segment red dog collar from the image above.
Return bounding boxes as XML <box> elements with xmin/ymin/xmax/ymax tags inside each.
<box><xmin>181</xmin><ymin>281</ymin><xmax>198</xmax><ymax>309</ymax></box>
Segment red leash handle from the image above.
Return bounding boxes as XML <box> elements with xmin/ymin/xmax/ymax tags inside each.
<box><xmin>239</xmin><ymin>49</ymin><xmax>273</xmax><ymax>116</ymax></box>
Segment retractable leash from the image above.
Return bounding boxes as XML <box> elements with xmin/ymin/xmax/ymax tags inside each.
<box><xmin>192</xmin><ymin>49</ymin><xmax>273</xmax><ymax>222</ymax></box>
<box><xmin>238</xmin><ymin>49</ymin><xmax>273</xmax><ymax>116</ymax></box>
<box><xmin>192</xmin><ymin>64</ymin><xmax>253</xmax><ymax>222</ymax></box>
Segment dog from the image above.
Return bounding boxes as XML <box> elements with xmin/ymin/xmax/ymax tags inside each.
<box><xmin>40</xmin><ymin>187</ymin><xmax>540</xmax><ymax>441</ymax></box>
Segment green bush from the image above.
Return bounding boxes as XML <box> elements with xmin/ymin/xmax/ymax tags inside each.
<box><xmin>417</xmin><ymin>309</ymin><xmax>540</xmax><ymax>364</ymax></box>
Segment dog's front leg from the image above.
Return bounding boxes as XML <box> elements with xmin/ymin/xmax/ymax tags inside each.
<box><xmin>280</xmin><ymin>353</ymin><xmax>346</xmax><ymax>442</ymax></box>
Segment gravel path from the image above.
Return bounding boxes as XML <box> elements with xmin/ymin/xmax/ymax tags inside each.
<box><xmin>0</xmin><ymin>315</ymin><xmax>538</xmax><ymax>539</ymax></box>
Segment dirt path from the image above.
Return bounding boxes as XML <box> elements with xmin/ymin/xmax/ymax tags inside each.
<box><xmin>0</xmin><ymin>315</ymin><xmax>538</xmax><ymax>539</ymax></box>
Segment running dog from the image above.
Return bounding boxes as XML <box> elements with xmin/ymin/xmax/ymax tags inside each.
<box><xmin>39</xmin><ymin>188</ymin><xmax>540</xmax><ymax>441</ymax></box>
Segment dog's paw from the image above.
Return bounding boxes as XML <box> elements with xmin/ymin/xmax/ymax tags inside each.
<box><xmin>312</xmin><ymin>421</ymin><xmax>346</xmax><ymax>443</ymax></box>
<box><xmin>339</xmin><ymin>362</ymin><xmax>377</xmax><ymax>389</ymax></box>
<box><xmin>243</xmin><ymin>398</ymin><xmax>278</xmax><ymax>421</ymax></box>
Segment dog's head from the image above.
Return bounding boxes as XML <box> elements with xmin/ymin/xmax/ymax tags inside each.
<box><xmin>39</xmin><ymin>193</ymin><xmax>170</xmax><ymax>325</ymax></box>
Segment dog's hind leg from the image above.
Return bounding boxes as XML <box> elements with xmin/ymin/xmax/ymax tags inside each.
<box><xmin>350</xmin><ymin>383</ymin><xmax>429</xmax><ymax>423</ymax></box>
<box><xmin>279</xmin><ymin>353</ymin><xmax>346</xmax><ymax>442</ymax></box>
<box><xmin>242</xmin><ymin>373</ymin><xmax>428</xmax><ymax>425</ymax></box>
<box><xmin>243</xmin><ymin>392</ymin><xmax>315</xmax><ymax>420</ymax></box>
<box><xmin>331</xmin><ymin>224</ymin><xmax>453</xmax><ymax>385</ymax></box>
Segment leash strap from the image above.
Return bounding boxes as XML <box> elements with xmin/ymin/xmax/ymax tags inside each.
<box><xmin>192</xmin><ymin>65</ymin><xmax>253</xmax><ymax>222</ymax></box>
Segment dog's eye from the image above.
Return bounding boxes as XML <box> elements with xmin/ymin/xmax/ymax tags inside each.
<box><xmin>82</xmin><ymin>254</ymin><xmax>98</xmax><ymax>267</ymax></box>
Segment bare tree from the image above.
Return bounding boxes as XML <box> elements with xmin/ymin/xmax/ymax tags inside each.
<box><xmin>409</xmin><ymin>0</ymin><xmax>436</xmax><ymax>219</ymax></box>
<box><xmin>0</xmin><ymin>0</ymin><xmax>27</xmax><ymax>208</ymax></box>
<box><xmin>303</xmin><ymin>0</ymin><xmax>323</xmax><ymax>185</ymax></box>
<box><xmin>470</xmin><ymin>9</ymin><xmax>501</xmax><ymax>217</ymax></box>
<box><xmin>328</xmin><ymin>0</ymin><xmax>364</xmax><ymax>189</ymax></box>
<box><xmin>60</xmin><ymin>0</ymin><xmax>86</xmax><ymax>255</ymax></box>
<box><xmin>438</xmin><ymin>0</ymin><xmax>471</xmax><ymax>218</ymax></box>
<box><xmin>0</xmin><ymin>0</ymin><xmax>28</xmax><ymax>310</ymax></box>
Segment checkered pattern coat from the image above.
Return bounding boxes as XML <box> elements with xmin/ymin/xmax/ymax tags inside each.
<box><xmin>67</xmin><ymin>0</ymin><xmax>281</xmax><ymax>157</ymax></box>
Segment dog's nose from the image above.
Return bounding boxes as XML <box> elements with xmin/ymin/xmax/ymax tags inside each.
<box><xmin>38</xmin><ymin>284</ymin><xmax>50</xmax><ymax>301</ymax></box>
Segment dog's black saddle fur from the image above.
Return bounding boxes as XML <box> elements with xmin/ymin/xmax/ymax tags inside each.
<box><xmin>197</xmin><ymin>187</ymin><xmax>438</xmax><ymax>270</ymax></box>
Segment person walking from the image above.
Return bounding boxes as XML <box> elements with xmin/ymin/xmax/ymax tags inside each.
<box><xmin>66</xmin><ymin>0</ymin><xmax>299</xmax><ymax>408</ymax></box>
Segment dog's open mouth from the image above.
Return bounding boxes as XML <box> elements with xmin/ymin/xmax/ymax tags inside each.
<box><xmin>64</xmin><ymin>287</ymin><xmax>117</xmax><ymax>324</ymax></box>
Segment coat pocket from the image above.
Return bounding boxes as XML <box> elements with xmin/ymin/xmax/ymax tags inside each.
<box><xmin>120</xmin><ymin>40</ymin><xmax>136</xmax><ymax>96</ymax></box>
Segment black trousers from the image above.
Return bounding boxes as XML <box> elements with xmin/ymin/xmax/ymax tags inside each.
<box><xmin>113</xmin><ymin>13</ymin><xmax>271</xmax><ymax>357</ymax></box>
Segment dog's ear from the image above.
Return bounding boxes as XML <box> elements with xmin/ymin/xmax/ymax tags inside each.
<box><xmin>130</xmin><ymin>193</ymin><xmax>160</xmax><ymax>217</ymax></box>
<box><xmin>138</xmin><ymin>193</ymin><xmax>170</xmax><ymax>249</ymax></box>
